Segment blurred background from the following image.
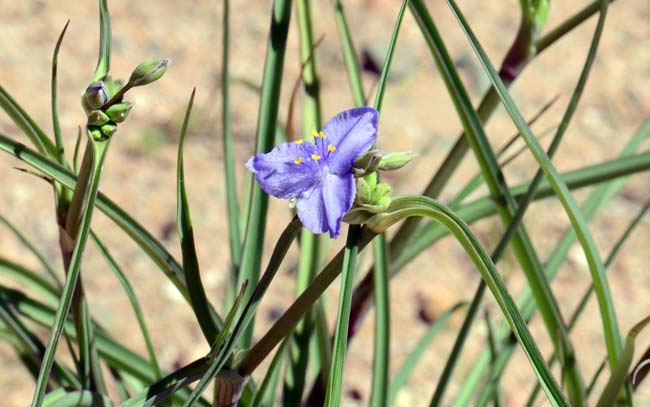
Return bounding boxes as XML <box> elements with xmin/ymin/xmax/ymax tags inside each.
<box><xmin>0</xmin><ymin>0</ymin><xmax>648</xmax><ymax>405</ymax></box>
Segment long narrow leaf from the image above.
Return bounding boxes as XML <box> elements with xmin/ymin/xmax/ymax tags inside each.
<box><xmin>32</xmin><ymin>137</ymin><xmax>111</xmax><ymax>406</ymax></box>
<box><xmin>237</xmin><ymin>0</ymin><xmax>293</xmax><ymax>348</ymax></box>
<box><xmin>446</xmin><ymin>0</ymin><xmax>624</xmax><ymax>373</ymax></box>
<box><xmin>177</xmin><ymin>89</ymin><xmax>218</xmax><ymax>344</ymax></box>
<box><xmin>90</xmin><ymin>231</ymin><xmax>161</xmax><ymax>379</ymax></box>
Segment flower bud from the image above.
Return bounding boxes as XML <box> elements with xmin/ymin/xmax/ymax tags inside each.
<box><xmin>82</xmin><ymin>81</ymin><xmax>108</xmax><ymax>112</ymax></box>
<box><xmin>128</xmin><ymin>58</ymin><xmax>170</xmax><ymax>87</ymax></box>
<box><xmin>355</xmin><ymin>173</ymin><xmax>392</xmax><ymax>212</ymax></box>
<box><xmin>87</xmin><ymin>110</ymin><xmax>110</xmax><ymax>126</ymax></box>
<box><xmin>106</xmin><ymin>102</ymin><xmax>133</xmax><ymax>123</ymax></box>
<box><xmin>214</xmin><ymin>369</ymin><xmax>249</xmax><ymax>407</ymax></box>
<box><xmin>100</xmin><ymin>123</ymin><xmax>117</xmax><ymax>138</ymax></box>
<box><xmin>377</xmin><ymin>151</ymin><xmax>415</xmax><ymax>171</ymax></box>
<box><xmin>88</xmin><ymin>127</ymin><xmax>106</xmax><ymax>142</ymax></box>
<box><xmin>353</xmin><ymin>149</ymin><xmax>383</xmax><ymax>177</ymax></box>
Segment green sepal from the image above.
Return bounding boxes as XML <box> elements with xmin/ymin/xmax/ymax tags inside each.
<box><xmin>88</xmin><ymin>127</ymin><xmax>107</xmax><ymax>142</ymax></box>
<box><xmin>106</xmin><ymin>102</ymin><xmax>133</xmax><ymax>123</ymax></box>
<box><xmin>100</xmin><ymin>123</ymin><xmax>117</xmax><ymax>137</ymax></box>
<box><xmin>87</xmin><ymin>110</ymin><xmax>110</xmax><ymax>126</ymax></box>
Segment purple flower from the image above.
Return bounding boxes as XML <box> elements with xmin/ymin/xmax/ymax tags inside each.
<box><xmin>246</xmin><ymin>107</ymin><xmax>378</xmax><ymax>238</ymax></box>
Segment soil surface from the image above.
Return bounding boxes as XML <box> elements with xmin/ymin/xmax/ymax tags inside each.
<box><xmin>1</xmin><ymin>1</ymin><xmax>649</xmax><ymax>406</ymax></box>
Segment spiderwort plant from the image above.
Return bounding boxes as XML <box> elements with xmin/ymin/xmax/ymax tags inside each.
<box><xmin>247</xmin><ymin>106</ymin><xmax>379</xmax><ymax>238</ymax></box>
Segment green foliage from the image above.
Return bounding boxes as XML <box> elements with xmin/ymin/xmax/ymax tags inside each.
<box><xmin>0</xmin><ymin>0</ymin><xmax>648</xmax><ymax>406</ymax></box>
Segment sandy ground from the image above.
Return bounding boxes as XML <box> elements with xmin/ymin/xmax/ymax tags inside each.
<box><xmin>1</xmin><ymin>0</ymin><xmax>649</xmax><ymax>405</ymax></box>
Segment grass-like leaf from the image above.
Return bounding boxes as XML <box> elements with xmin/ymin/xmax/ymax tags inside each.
<box><xmin>51</xmin><ymin>20</ymin><xmax>70</xmax><ymax>168</ymax></box>
<box><xmin>90</xmin><ymin>231</ymin><xmax>162</xmax><ymax>380</ymax></box>
<box><xmin>410</xmin><ymin>1</ymin><xmax>583</xmax><ymax>403</ymax></box>
<box><xmin>0</xmin><ymin>85</ymin><xmax>57</xmax><ymax>158</ymax></box>
<box><xmin>237</xmin><ymin>0</ymin><xmax>293</xmax><ymax>348</ymax></box>
<box><xmin>177</xmin><ymin>89</ymin><xmax>218</xmax><ymax>344</ymax></box>
<box><xmin>365</xmin><ymin>195</ymin><xmax>568</xmax><ymax>406</ymax></box>
<box><xmin>32</xmin><ymin>136</ymin><xmax>111</xmax><ymax>406</ymax></box>
<box><xmin>0</xmin><ymin>132</ymin><xmax>223</xmax><ymax>328</ymax></box>
<box><xmin>92</xmin><ymin>0</ymin><xmax>111</xmax><ymax>81</ymax></box>
<box><xmin>445</xmin><ymin>0</ymin><xmax>624</xmax><ymax>378</ymax></box>
<box><xmin>324</xmin><ymin>226</ymin><xmax>362</xmax><ymax>407</ymax></box>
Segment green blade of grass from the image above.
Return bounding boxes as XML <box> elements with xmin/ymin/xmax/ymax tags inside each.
<box><xmin>365</xmin><ymin>195</ymin><xmax>568</xmax><ymax>406</ymax></box>
<box><xmin>0</xmin><ymin>133</ymin><xmax>223</xmax><ymax>328</ymax></box>
<box><xmin>42</xmin><ymin>390</ymin><xmax>112</xmax><ymax>407</ymax></box>
<box><xmin>183</xmin><ymin>216</ymin><xmax>302</xmax><ymax>406</ymax></box>
<box><xmin>0</xmin><ymin>213</ymin><xmax>61</xmax><ymax>289</ymax></box>
<box><xmin>369</xmin><ymin>3</ymin><xmax>408</xmax><ymax>405</ymax></box>
<box><xmin>0</xmin><ymin>257</ymin><xmax>59</xmax><ymax>305</ymax></box>
<box><xmin>51</xmin><ymin>20</ymin><xmax>70</xmax><ymax>168</ymax></box>
<box><xmin>92</xmin><ymin>0</ymin><xmax>111</xmax><ymax>81</ymax></box>
<box><xmin>31</xmin><ymin>136</ymin><xmax>111</xmax><ymax>406</ymax></box>
<box><xmin>90</xmin><ymin>231</ymin><xmax>162</xmax><ymax>380</ymax></box>
<box><xmin>221</xmin><ymin>0</ymin><xmax>242</xmax><ymax>310</ymax></box>
<box><xmin>324</xmin><ymin>226</ymin><xmax>362</xmax><ymax>407</ymax></box>
<box><xmin>527</xmin><ymin>199</ymin><xmax>650</xmax><ymax>406</ymax></box>
<box><xmin>450</xmin><ymin>0</ymin><xmax>611</xmax><ymax>403</ymax></box>
<box><xmin>409</xmin><ymin>1</ymin><xmax>583</xmax><ymax>403</ymax></box>
<box><xmin>332</xmin><ymin>0</ymin><xmax>365</xmax><ymax>105</ymax></box>
<box><xmin>0</xmin><ymin>85</ymin><xmax>57</xmax><ymax>158</ymax></box>
<box><xmin>237</xmin><ymin>0</ymin><xmax>293</xmax><ymax>348</ymax></box>
<box><xmin>0</xmin><ymin>294</ymin><xmax>78</xmax><ymax>388</ymax></box>
<box><xmin>597</xmin><ymin>315</ymin><xmax>650</xmax><ymax>406</ymax></box>
<box><xmin>388</xmin><ymin>302</ymin><xmax>465</xmax><ymax>405</ymax></box>
<box><xmin>177</xmin><ymin>89</ymin><xmax>218</xmax><ymax>344</ymax></box>
<box><xmin>445</xmin><ymin>0</ymin><xmax>624</xmax><ymax>377</ymax></box>
<box><xmin>1</xmin><ymin>286</ymin><xmax>207</xmax><ymax>405</ymax></box>
<box><xmin>453</xmin><ymin>120</ymin><xmax>650</xmax><ymax>407</ymax></box>
<box><xmin>282</xmin><ymin>1</ymin><xmax>323</xmax><ymax>404</ymax></box>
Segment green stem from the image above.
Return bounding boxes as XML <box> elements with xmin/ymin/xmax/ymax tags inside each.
<box><xmin>221</xmin><ymin>0</ymin><xmax>242</xmax><ymax>309</ymax></box>
<box><xmin>282</xmin><ymin>0</ymin><xmax>323</xmax><ymax>404</ymax></box>
<box><xmin>324</xmin><ymin>226</ymin><xmax>361</xmax><ymax>407</ymax></box>
<box><xmin>237</xmin><ymin>0</ymin><xmax>293</xmax><ymax>348</ymax></box>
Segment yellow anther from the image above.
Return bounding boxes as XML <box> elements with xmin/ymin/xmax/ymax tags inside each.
<box><xmin>311</xmin><ymin>129</ymin><xmax>320</xmax><ymax>138</ymax></box>
<box><xmin>294</xmin><ymin>157</ymin><xmax>303</xmax><ymax>164</ymax></box>
<box><xmin>319</xmin><ymin>131</ymin><xmax>327</xmax><ymax>139</ymax></box>
<box><xmin>311</xmin><ymin>154</ymin><xmax>321</xmax><ymax>161</ymax></box>
<box><xmin>295</xmin><ymin>138</ymin><xmax>304</xmax><ymax>144</ymax></box>
<box><xmin>327</xmin><ymin>144</ymin><xmax>336</xmax><ymax>152</ymax></box>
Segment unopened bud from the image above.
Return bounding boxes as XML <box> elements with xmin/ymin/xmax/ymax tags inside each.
<box><xmin>100</xmin><ymin>123</ymin><xmax>117</xmax><ymax>137</ymax></box>
<box><xmin>87</xmin><ymin>110</ymin><xmax>110</xmax><ymax>126</ymax></box>
<box><xmin>353</xmin><ymin>149</ymin><xmax>383</xmax><ymax>177</ymax></box>
<box><xmin>129</xmin><ymin>58</ymin><xmax>170</xmax><ymax>87</ymax></box>
<box><xmin>106</xmin><ymin>102</ymin><xmax>133</xmax><ymax>123</ymax></box>
<box><xmin>88</xmin><ymin>127</ymin><xmax>106</xmax><ymax>142</ymax></box>
<box><xmin>214</xmin><ymin>369</ymin><xmax>249</xmax><ymax>407</ymax></box>
<box><xmin>82</xmin><ymin>81</ymin><xmax>108</xmax><ymax>112</ymax></box>
<box><xmin>377</xmin><ymin>151</ymin><xmax>415</xmax><ymax>171</ymax></box>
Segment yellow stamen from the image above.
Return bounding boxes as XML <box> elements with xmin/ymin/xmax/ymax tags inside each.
<box><xmin>311</xmin><ymin>129</ymin><xmax>320</xmax><ymax>138</ymax></box>
<box><xmin>295</xmin><ymin>138</ymin><xmax>304</xmax><ymax>144</ymax></box>
<box><xmin>327</xmin><ymin>144</ymin><xmax>336</xmax><ymax>152</ymax></box>
<box><xmin>319</xmin><ymin>131</ymin><xmax>327</xmax><ymax>139</ymax></box>
<box><xmin>311</xmin><ymin>154</ymin><xmax>321</xmax><ymax>161</ymax></box>
<box><xmin>294</xmin><ymin>157</ymin><xmax>303</xmax><ymax>164</ymax></box>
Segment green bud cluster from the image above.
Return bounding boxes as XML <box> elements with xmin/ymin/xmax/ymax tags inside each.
<box><xmin>343</xmin><ymin>172</ymin><xmax>393</xmax><ymax>225</ymax></box>
<box><xmin>81</xmin><ymin>58</ymin><xmax>169</xmax><ymax>140</ymax></box>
